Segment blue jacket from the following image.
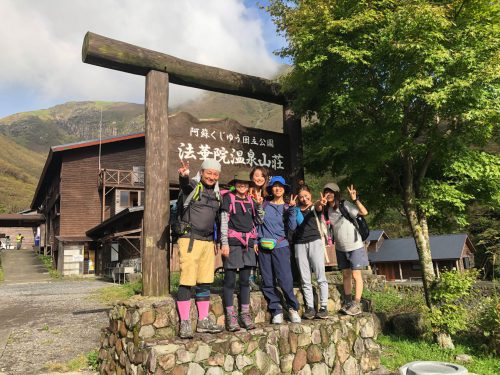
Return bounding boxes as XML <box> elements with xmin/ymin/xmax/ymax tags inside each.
<box><xmin>258</xmin><ymin>202</ymin><xmax>297</xmax><ymax>249</ymax></box>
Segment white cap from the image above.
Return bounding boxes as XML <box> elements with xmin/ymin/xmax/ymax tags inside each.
<box><xmin>200</xmin><ymin>158</ymin><xmax>221</xmax><ymax>172</ymax></box>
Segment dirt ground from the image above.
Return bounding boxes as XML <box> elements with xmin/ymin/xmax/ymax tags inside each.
<box><xmin>0</xmin><ymin>280</ymin><xmax>110</xmax><ymax>375</ymax></box>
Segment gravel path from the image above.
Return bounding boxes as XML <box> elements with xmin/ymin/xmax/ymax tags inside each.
<box><xmin>0</xmin><ymin>280</ymin><xmax>110</xmax><ymax>375</ymax></box>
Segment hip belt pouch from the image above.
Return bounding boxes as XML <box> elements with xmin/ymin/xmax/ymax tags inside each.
<box><xmin>259</xmin><ymin>238</ymin><xmax>278</xmax><ymax>250</ymax></box>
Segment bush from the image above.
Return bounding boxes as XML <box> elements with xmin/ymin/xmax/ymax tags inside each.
<box><xmin>467</xmin><ymin>295</ymin><xmax>500</xmax><ymax>355</ymax></box>
<box><xmin>427</xmin><ymin>269</ymin><xmax>479</xmax><ymax>337</ymax></box>
<box><xmin>364</xmin><ymin>286</ymin><xmax>425</xmax><ymax>315</ymax></box>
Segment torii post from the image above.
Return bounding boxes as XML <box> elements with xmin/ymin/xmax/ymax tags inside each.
<box><xmin>82</xmin><ymin>32</ymin><xmax>303</xmax><ymax>296</ymax></box>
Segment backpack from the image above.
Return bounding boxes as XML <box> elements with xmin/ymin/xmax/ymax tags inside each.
<box><xmin>338</xmin><ymin>200</ymin><xmax>370</xmax><ymax>241</ymax></box>
<box><xmin>170</xmin><ymin>182</ymin><xmax>220</xmax><ymax>243</ymax></box>
<box><xmin>224</xmin><ymin>192</ymin><xmax>258</xmax><ymax>248</ymax></box>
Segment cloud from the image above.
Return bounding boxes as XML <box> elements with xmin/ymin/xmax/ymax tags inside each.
<box><xmin>0</xmin><ymin>0</ymin><xmax>281</xmax><ymax>113</ymax></box>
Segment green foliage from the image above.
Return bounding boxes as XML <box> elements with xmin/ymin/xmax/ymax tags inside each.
<box><xmin>268</xmin><ymin>0</ymin><xmax>499</xmax><ymax>231</ymax></box>
<box><xmin>378</xmin><ymin>334</ymin><xmax>500</xmax><ymax>375</ymax></box>
<box><xmin>86</xmin><ymin>349</ymin><xmax>99</xmax><ymax>370</ymax></box>
<box><xmin>467</xmin><ymin>295</ymin><xmax>500</xmax><ymax>355</ymax></box>
<box><xmin>364</xmin><ymin>287</ymin><xmax>425</xmax><ymax>315</ymax></box>
<box><xmin>427</xmin><ymin>269</ymin><xmax>479</xmax><ymax>336</ymax></box>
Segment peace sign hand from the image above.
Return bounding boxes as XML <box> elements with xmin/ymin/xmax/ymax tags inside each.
<box><xmin>255</xmin><ymin>190</ymin><xmax>263</xmax><ymax>205</ymax></box>
<box><xmin>347</xmin><ymin>184</ymin><xmax>358</xmax><ymax>201</ymax></box>
<box><xmin>289</xmin><ymin>194</ymin><xmax>297</xmax><ymax>207</ymax></box>
<box><xmin>319</xmin><ymin>192</ymin><xmax>327</xmax><ymax>206</ymax></box>
<box><xmin>178</xmin><ymin>159</ymin><xmax>190</xmax><ymax>177</ymax></box>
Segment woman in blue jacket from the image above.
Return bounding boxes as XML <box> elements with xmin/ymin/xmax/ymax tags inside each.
<box><xmin>256</xmin><ymin>176</ymin><xmax>301</xmax><ymax>324</ymax></box>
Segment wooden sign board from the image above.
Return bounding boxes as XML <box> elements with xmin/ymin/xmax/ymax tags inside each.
<box><xmin>168</xmin><ymin>112</ymin><xmax>290</xmax><ymax>185</ymax></box>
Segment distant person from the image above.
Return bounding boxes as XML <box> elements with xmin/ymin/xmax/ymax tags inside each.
<box><xmin>175</xmin><ymin>158</ymin><xmax>224</xmax><ymax>339</ymax></box>
<box><xmin>16</xmin><ymin>233</ymin><xmax>24</xmax><ymax>250</ymax></box>
<box><xmin>320</xmin><ymin>183</ymin><xmax>369</xmax><ymax>316</ymax></box>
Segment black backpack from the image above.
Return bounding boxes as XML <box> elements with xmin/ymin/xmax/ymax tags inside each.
<box><xmin>338</xmin><ymin>200</ymin><xmax>370</xmax><ymax>241</ymax></box>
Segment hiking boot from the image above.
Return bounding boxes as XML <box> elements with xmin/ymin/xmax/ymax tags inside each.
<box><xmin>225</xmin><ymin>312</ymin><xmax>240</xmax><ymax>332</ymax></box>
<box><xmin>288</xmin><ymin>308</ymin><xmax>301</xmax><ymax>323</ymax></box>
<box><xmin>197</xmin><ymin>317</ymin><xmax>224</xmax><ymax>333</ymax></box>
<box><xmin>303</xmin><ymin>306</ymin><xmax>316</xmax><ymax>320</ymax></box>
<box><xmin>179</xmin><ymin>320</ymin><xmax>193</xmax><ymax>339</ymax></box>
<box><xmin>316</xmin><ymin>306</ymin><xmax>328</xmax><ymax>319</ymax></box>
<box><xmin>271</xmin><ymin>312</ymin><xmax>284</xmax><ymax>324</ymax></box>
<box><xmin>344</xmin><ymin>301</ymin><xmax>362</xmax><ymax>316</ymax></box>
<box><xmin>239</xmin><ymin>312</ymin><xmax>256</xmax><ymax>330</ymax></box>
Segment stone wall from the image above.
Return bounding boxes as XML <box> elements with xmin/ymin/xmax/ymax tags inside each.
<box><xmin>98</xmin><ymin>291</ymin><xmax>383</xmax><ymax>375</ymax></box>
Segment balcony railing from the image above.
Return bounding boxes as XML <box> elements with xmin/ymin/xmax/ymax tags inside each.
<box><xmin>99</xmin><ymin>169</ymin><xmax>144</xmax><ymax>188</ymax></box>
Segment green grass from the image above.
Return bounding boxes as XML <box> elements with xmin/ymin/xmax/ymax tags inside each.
<box><xmin>38</xmin><ymin>254</ymin><xmax>61</xmax><ymax>279</ymax></box>
<box><xmin>89</xmin><ymin>280</ymin><xmax>143</xmax><ymax>305</ymax></box>
<box><xmin>43</xmin><ymin>349</ymin><xmax>99</xmax><ymax>372</ymax></box>
<box><xmin>379</xmin><ymin>334</ymin><xmax>500</xmax><ymax>375</ymax></box>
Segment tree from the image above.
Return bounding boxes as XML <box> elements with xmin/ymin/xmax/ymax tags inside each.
<box><xmin>268</xmin><ymin>0</ymin><xmax>499</xmax><ymax>337</ymax></box>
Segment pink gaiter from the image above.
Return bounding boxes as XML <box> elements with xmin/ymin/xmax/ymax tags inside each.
<box><xmin>176</xmin><ymin>300</ymin><xmax>191</xmax><ymax>321</ymax></box>
<box><xmin>196</xmin><ymin>301</ymin><xmax>210</xmax><ymax>320</ymax></box>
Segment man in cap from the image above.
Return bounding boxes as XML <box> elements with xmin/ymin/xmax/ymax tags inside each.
<box><xmin>319</xmin><ymin>182</ymin><xmax>369</xmax><ymax>315</ymax></box>
<box><xmin>176</xmin><ymin>158</ymin><xmax>224</xmax><ymax>338</ymax></box>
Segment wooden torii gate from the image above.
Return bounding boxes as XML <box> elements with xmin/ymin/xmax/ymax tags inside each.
<box><xmin>82</xmin><ymin>32</ymin><xmax>303</xmax><ymax>296</ymax></box>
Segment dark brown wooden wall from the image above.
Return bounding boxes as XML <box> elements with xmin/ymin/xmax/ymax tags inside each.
<box><xmin>59</xmin><ymin>138</ymin><xmax>146</xmax><ymax>236</ymax></box>
<box><xmin>60</xmin><ymin>149</ymin><xmax>101</xmax><ymax>236</ymax></box>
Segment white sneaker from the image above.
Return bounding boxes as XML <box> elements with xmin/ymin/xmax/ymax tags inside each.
<box><xmin>272</xmin><ymin>312</ymin><xmax>284</xmax><ymax>324</ymax></box>
<box><xmin>288</xmin><ymin>308</ymin><xmax>301</xmax><ymax>323</ymax></box>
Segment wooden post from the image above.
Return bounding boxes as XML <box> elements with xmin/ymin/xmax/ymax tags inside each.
<box><xmin>142</xmin><ymin>70</ymin><xmax>170</xmax><ymax>296</ymax></box>
<box><xmin>283</xmin><ymin>104</ymin><xmax>304</xmax><ymax>192</ymax></box>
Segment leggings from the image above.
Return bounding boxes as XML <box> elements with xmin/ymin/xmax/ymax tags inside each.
<box><xmin>223</xmin><ymin>267</ymin><xmax>251</xmax><ymax>307</ymax></box>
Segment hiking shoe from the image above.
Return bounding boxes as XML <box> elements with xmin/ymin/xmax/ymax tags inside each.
<box><xmin>303</xmin><ymin>306</ymin><xmax>316</xmax><ymax>320</ymax></box>
<box><xmin>249</xmin><ymin>277</ymin><xmax>260</xmax><ymax>291</ymax></box>
<box><xmin>179</xmin><ymin>320</ymin><xmax>193</xmax><ymax>339</ymax></box>
<box><xmin>271</xmin><ymin>312</ymin><xmax>284</xmax><ymax>324</ymax></box>
<box><xmin>316</xmin><ymin>306</ymin><xmax>328</xmax><ymax>319</ymax></box>
<box><xmin>344</xmin><ymin>301</ymin><xmax>362</xmax><ymax>316</ymax></box>
<box><xmin>197</xmin><ymin>317</ymin><xmax>224</xmax><ymax>333</ymax></box>
<box><xmin>339</xmin><ymin>301</ymin><xmax>353</xmax><ymax>315</ymax></box>
<box><xmin>239</xmin><ymin>312</ymin><xmax>256</xmax><ymax>330</ymax></box>
<box><xmin>225</xmin><ymin>312</ymin><xmax>240</xmax><ymax>332</ymax></box>
<box><xmin>288</xmin><ymin>308</ymin><xmax>301</xmax><ymax>323</ymax></box>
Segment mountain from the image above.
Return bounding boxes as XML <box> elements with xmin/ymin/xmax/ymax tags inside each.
<box><xmin>0</xmin><ymin>93</ymin><xmax>283</xmax><ymax>212</ymax></box>
<box><xmin>0</xmin><ymin>134</ymin><xmax>45</xmax><ymax>213</ymax></box>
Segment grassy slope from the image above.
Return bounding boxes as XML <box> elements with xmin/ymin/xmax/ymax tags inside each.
<box><xmin>0</xmin><ymin>135</ymin><xmax>45</xmax><ymax>212</ymax></box>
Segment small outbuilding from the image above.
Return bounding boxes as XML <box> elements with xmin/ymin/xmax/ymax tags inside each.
<box><xmin>368</xmin><ymin>233</ymin><xmax>475</xmax><ymax>281</ymax></box>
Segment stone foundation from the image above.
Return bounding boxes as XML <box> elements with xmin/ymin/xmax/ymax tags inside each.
<box><xmin>98</xmin><ymin>290</ymin><xmax>383</xmax><ymax>374</ymax></box>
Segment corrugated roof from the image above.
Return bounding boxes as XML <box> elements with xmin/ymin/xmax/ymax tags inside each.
<box><xmin>369</xmin><ymin>234</ymin><xmax>471</xmax><ymax>262</ymax></box>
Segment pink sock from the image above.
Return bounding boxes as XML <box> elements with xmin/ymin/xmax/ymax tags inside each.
<box><xmin>196</xmin><ymin>301</ymin><xmax>210</xmax><ymax>320</ymax></box>
<box><xmin>177</xmin><ymin>300</ymin><xmax>191</xmax><ymax>321</ymax></box>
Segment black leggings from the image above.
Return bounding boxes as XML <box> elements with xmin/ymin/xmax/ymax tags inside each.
<box><xmin>223</xmin><ymin>267</ymin><xmax>251</xmax><ymax>307</ymax></box>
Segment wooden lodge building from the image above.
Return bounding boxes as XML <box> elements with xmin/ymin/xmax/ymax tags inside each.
<box><xmin>31</xmin><ymin>130</ymin><xmax>147</xmax><ymax>276</ymax></box>
<box><xmin>368</xmin><ymin>233</ymin><xmax>475</xmax><ymax>281</ymax></box>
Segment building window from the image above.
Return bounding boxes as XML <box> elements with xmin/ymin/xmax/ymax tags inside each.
<box><xmin>120</xmin><ymin>191</ymin><xmax>129</xmax><ymax>206</ymax></box>
<box><xmin>411</xmin><ymin>263</ymin><xmax>421</xmax><ymax>271</ymax></box>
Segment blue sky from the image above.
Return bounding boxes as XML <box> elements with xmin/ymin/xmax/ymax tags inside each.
<box><xmin>0</xmin><ymin>0</ymin><xmax>288</xmax><ymax>118</ymax></box>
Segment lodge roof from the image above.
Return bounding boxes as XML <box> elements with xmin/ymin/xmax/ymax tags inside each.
<box><xmin>366</xmin><ymin>230</ymin><xmax>389</xmax><ymax>242</ymax></box>
<box><xmin>368</xmin><ymin>233</ymin><xmax>475</xmax><ymax>263</ymax></box>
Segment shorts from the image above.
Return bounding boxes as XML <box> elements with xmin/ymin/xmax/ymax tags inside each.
<box><xmin>178</xmin><ymin>238</ymin><xmax>215</xmax><ymax>286</ymax></box>
<box><xmin>336</xmin><ymin>247</ymin><xmax>369</xmax><ymax>270</ymax></box>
